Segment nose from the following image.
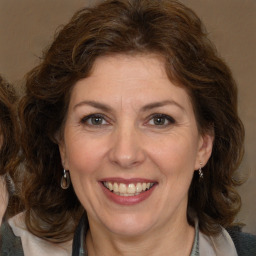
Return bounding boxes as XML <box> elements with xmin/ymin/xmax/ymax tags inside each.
<box><xmin>108</xmin><ymin>124</ymin><xmax>146</xmax><ymax>169</ymax></box>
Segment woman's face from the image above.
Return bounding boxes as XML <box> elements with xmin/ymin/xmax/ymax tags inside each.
<box><xmin>59</xmin><ymin>54</ymin><xmax>213</xmax><ymax>236</ymax></box>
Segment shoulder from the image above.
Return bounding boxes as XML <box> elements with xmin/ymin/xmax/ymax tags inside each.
<box><xmin>227</xmin><ymin>226</ymin><xmax>256</xmax><ymax>256</ymax></box>
<box><xmin>1</xmin><ymin>213</ymin><xmax>72</xmax><ymax>256</ymax></box>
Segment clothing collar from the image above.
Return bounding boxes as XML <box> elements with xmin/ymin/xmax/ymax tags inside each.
<box><xmin>72</xmin><ymin>213</ymin><xmax>88</xmax><ymax>256</ymax></box>
<box><xmin>199</xmin><ymin>226</ymin><xmax>238</xmax><ymax>256</ymax></box>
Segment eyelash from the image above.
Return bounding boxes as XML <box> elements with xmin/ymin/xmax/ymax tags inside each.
<box><xmin>80</xmin><ymin>113</ymin><xmax>175</xmax><ymax>128</ymax></box>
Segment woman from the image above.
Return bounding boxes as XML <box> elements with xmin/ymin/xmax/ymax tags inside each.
<box><xmin>0</xmin><ymin>76</ymin><xmax>18</xmax><ymax>225</ymax></box>
<box><xmin>1</xmin><ymin>0</ymin><xmax>255</xmax><ymax>255</ymax></box>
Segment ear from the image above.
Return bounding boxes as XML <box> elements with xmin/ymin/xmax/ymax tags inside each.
<box><xmin>56</xmin><ymin>134</ymin><xmax>70</xmax><ymax>170</ymax></box>
<box><xmin>194</xmin><ymin>132</ymin><xmax>214</xmax><ymax>170</ymax></box>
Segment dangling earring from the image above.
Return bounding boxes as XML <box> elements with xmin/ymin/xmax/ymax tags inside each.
<box><xmin>61</xmin><ymin>169</ymin><xmax>71</xmax><ymax>189</ymax></box>
<box><xmin>198</xmin><ymin>162</ymin><xmax>203</xmax><ymax>179</ymax></box>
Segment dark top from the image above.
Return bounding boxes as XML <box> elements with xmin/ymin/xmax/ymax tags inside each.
<box><xmin>0</xmin><ymin>218</ymin><xmax>24</xmax><ymax>256</ymax></box>
<box><xmin>227</xmin><ymin>226</ymin><xmax>256</xmax><ymax>256</ymax></box>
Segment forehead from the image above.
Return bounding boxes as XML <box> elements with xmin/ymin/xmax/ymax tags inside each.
<box><xmin>70</xmin><ymin>54</ymin><xmax>192</xmax><ymax>106</ymax></box>
<box><xmin>91</xmin><ymin>53</ymin><xmax>167</xmax><ymax>79</ymax></box>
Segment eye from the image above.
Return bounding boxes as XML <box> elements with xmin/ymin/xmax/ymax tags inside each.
<box><xmin>148</xmin><ymin>114</ymin><xmax>175</xmax><ymax>127</ymax></box>
<box><xmin>81</xmin><ymin>114</ymin><xmax>108</xmax><ymax>126</ymax></box>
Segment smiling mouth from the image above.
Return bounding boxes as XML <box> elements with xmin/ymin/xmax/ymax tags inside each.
<box><xmin>102</xmin><ymin>181</ymin><xmax>155</xmax><ymax>196</ymax></box>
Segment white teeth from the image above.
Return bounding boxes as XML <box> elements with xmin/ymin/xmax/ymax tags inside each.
<box><xmin>119</xmin><ymin>183</ymin><xmax>126</xmax><ymax>193</ymax></box>
<box><xmin>103</xmin><ymin>181</ymin><xmax>154</xmax><ymax>196</ymax></box>
<box><xmin>136</xmin><ymin>183</ymin><xmax>142</xmax><ymax>193</ymax></box>
<box><xmin>108</xmin><ymin>182</ymin><xmax>113</xmax><ymax>191</ymax></box>
<box><xmin>113</xmin><ymin>182</ymin><xmax>119</xmax><ymax>193</ymax></box>
<box><xmin>127</xmin><ymin>184</ymin><xmax>136</xmax><ymax>194</ymax></box>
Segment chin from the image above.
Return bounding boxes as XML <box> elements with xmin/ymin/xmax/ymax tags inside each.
<box><xmin>103</xmin><ymin>214</ymin><xmax>155</xmax><ymax>237</ymax></box>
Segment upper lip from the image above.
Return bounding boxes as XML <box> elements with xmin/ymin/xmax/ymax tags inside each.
<box><xmin>99</xmin><ymin>177</ymin><xmax>157</xmax><ymax>184</ymax></box>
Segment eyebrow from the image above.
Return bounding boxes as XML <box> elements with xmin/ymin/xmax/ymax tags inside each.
<box><xmin>141</xmin><ymin>100</ymin><xmax>185</xmax><ymax>112</ymax></box>
<box><xmin>74</xmin><ymin>99</ymin><xmax>184</xmax><ymax>112</ymax></box>
<box><xmin>74</xmin><ymin>100</ymin><xmax>112</xmax><ymax>112</ymax></box>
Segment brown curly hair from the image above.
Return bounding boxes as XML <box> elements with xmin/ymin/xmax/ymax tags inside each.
<box><xmin>19</xmin><ymin>0</ymin><xmax>244</xmax><ymax>242</ymax></box>
<box><xmin>0</xmin><ymin>76</ymin><xmax>20</xmax><ymax>217</ymax></box>
<box><xmin>0</xmin><ymin>76</ymin><xmax>18</xmax><ymax>177</ymax></box>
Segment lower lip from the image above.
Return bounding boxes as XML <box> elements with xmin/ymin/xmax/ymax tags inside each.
<box><xmin>100</xmin><ymin>182</ymin><xmax>157</xmax><ymax>205</ymax></box>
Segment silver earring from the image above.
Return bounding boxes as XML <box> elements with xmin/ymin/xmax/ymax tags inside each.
<box><xmin>61</xmin><ymin>169</ymin><xmax>71</xmax><ymax>189</ymax></box>
<box><xmin>198</xmin><ymin>162</ymin><xmax>203</xmax><ymax>179</ymax></box>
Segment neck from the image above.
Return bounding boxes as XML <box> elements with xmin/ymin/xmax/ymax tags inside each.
<box><xmin>86</xmin><ymin>215</ymin><xmax>195</xmax><ymax>256</ymax></box>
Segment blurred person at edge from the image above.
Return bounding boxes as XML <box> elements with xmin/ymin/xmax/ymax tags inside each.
<box><xmin>1</xmin><ymin>0</ymin><xmax>256</xmax><ymax>255</ymax></box>
<box><xmin>0</xmin><ymin>75</ymin><xmax>18</xmax><ymax>226</ymax></box>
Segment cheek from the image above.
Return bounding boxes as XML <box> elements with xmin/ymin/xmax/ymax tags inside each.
<box><xmin>146</xmin><ymin>134</ymin><xmax>199</xmax><ymax>183</ymax></box>
<box><xmin>65</xmin><ymin>135</ymin><xmax>107</xmax><ymax>175</ymax></box>
<box><xmin>149</xmin><ymin>135</ymin><xmax>198</xmax><ymax>166</ymax></box>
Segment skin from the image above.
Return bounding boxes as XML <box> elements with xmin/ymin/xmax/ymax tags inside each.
<box><xmin>0</xmin><ymin>133</ymin><xmax>8</xmax><ymax>225</ymax></box>
<box><xmin>0</xmin><ymin>177</ymin><xmax>8</xmax><ymax>225</ymax></box>
<box><xmin>59</xmin><ymin>54</ymin><xmax>213</xmax><ymax>256</ymax></box>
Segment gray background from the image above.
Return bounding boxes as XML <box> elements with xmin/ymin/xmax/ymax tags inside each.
<box><xmin>0</xmin><ymin>0</ymin><xmax>255</xmax><ymax>234</ymax></box>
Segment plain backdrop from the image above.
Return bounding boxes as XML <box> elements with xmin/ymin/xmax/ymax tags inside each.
<box><xmin>0</xmin><ymin>0</ymin><xmax>255</xmax><ymax>235</ymax></box>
